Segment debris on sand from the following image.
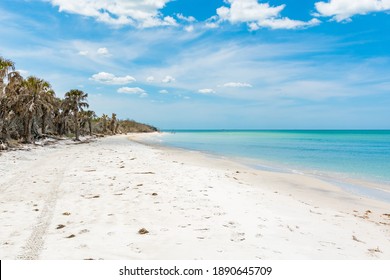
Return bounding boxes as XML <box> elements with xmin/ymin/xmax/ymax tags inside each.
<box><xmin>138</xmin><ymin>228</ymin><xmax>149</xmax><ymax>235</ymax></box>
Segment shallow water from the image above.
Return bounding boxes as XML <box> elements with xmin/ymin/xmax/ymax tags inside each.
<box><xmin>156</xmin><ymin>130</ymin><xmax>390</xmax><ymax>202</ymax></box>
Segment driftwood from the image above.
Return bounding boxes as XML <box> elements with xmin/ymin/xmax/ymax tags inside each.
<box><xmin>0</xmin><ymin>141</ymin><xmax>7</xmax><ymax>151</ymax></box>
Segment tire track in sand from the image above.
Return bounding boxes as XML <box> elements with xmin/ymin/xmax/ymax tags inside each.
<box><xmin>16</xmin><ymin>158</ymin><xmax>66</xmax><ymax>260</ymax></box>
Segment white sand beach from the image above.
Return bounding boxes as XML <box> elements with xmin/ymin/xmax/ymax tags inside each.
<box><xmin>0</xmin><ymin>134</ymin><xmax>389</xmax><ymax>260</ymax></box>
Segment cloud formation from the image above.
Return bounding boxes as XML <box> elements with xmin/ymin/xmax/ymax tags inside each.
<box><xmin>90</xmin><ymin>72</ymin><xmax>136</xmax><ymax>85</ymax></box>
<box><xmin>146</xmin><ymin>76</ymin><xmax>155</xmax><ymax>82</ymax></box>
<box><xmin>162</xmin><ymin>75</ymin><xmax>175</xmax><ymax>83</ymax></box>
<box><xmin>222</xmin><ymin>82</ymin><xmax>252</xmax><ymax>88</ymax></box>
<box><xmin>216</xmin><ymin>0</ymin><xmax>320</xmax><ymax>30</ymax></box>
<box><xmin>49</xmin><ymin>0</ymin><xmax>176</xmax><ymax>28</ymax></box>
<box><xmin>314</xmin><ymin>0</ymin><xmax>390</xmax><ymax>22</ymax></box>
<box><xmin>198</xmin><ymin>88</ymin><xmax>216</xmax><ymax>94</ymax></box>
<box><xmin>118</xmin><ymin>87</ymin><xmax>148</xmax><ymax>97</ymax></box>
<box><xmin>159</xmin><ymin>89</ymin><xmax>169</xmax><ymax>94</ymax></box>
<box><xmin>78</xmin><ymin>50</ymin><xmax>89</xmax><ymax>56</ymax></box>
<box><xmin>97</xmin><ymin>47</ymin><xmax>110</xmax><ymax>56</ymax></box>
<box><xmin>176</xmin><ymin>13</ymin><xmax>196</xmax><ymax>22</ymax></box>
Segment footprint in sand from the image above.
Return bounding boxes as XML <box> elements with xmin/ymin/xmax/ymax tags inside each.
<box><xmin>230</xmin><ymin>232</ymin><xmax>245</xmax><ymax>242</ymax></box>
<box><xmin>213</xmin><ymin>212</ymin><xmax>226</xmax><ymax>216</ymax></box>
<box><xmin>368</xmin><ymin>247</ymin><xmax>382</xmax><ymax>255</ymax></box>
<box><xmin>223</xmin><ymin>221</ymin><xmax>237</xmax><ymax>229</ymax></box>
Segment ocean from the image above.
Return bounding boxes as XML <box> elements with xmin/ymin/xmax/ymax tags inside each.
<box><xmin>154</xmin><ymin>130</ymin><xmax>390</xmax><ymax>202</ymax></box>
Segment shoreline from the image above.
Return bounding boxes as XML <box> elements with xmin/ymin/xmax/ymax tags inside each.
<box><xmin>133</xmin><ymin>132</ymin><xmax>390</xmax><ymax>204</ymax></box>
<box><xmin>1</xmin><ymin>134</ymin><xmax>390</xmax><ymax>259</ymax></box>
<box><xmin>130</xmin><ymin>133</ymin><xmax>390</xmax><ymax>210</ymax></box>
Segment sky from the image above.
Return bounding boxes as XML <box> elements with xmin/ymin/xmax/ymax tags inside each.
<box><xmin>1</xmin><ymin>0</ymin><xmax>390</xmax><ymax>129</ymax></box>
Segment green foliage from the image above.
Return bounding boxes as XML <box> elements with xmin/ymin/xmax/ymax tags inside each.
<box><xmin>0</xmin><ymin>55</ymin><xmax>158</xmax><ymax>145</ymax></box>
<box><xmin>117</xmin><ymin>119</ymin><xmax>158</xmax><ymax>133</ymax></box>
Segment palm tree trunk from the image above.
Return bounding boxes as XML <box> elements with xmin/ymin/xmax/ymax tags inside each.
<box><xmin>88</xmin><ymin>120</ymin><xmax>92</xmax><ymax>136</ymax></box>
<box><xmin>0</xmin><ymin>121</ymin><xmax>8</xmax><ymax>141</ymax></box>
<box><xmin>24</xmin><ymin>114</ymin><xmax>33</xmax><ymax>143</ymax></box>
<box><xmin>74</xmin><ymin>111</ymin><xmax>79</xmax><ymax>141</ymax></box>
<box><xmin>42</xmin><ymin>111</ymin><xmax>47</xmax><ymax>135</ymax></box>
<box><xmin>103</xmin><ymin>119</ymin><xmax>107</xmax><ymax>133</ymax></box>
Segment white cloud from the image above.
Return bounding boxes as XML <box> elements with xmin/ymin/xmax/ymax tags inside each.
<box><xmin>249</xmin><ymin>18</ymin><xmax>320</xmax><ymax>30</ymax></box>
<box><xmin>162</xmin><ymin>75</ymin><xmax>175</xmax><ymax>83</ymax></box>
<box><xmin>146</xmin><ymin>76</ymin><xmax>155</xmax><ymax>82</ymax></box>
<box><xmin>176</xmin><ymin>13</ymin><xmax>196</xmax><ymax>22</ymax></box>
<box><xmin>90</xmin><ymin>72</ymin><xmax>136</xmax><ymax>85</ymax></box>
<box><xmin>184</xmin><ymin>25</ymin><xmax>194</xmax><ymax>32</ymax></box>
<box><xmin>198</xmin><ymin>88</ymin><xmax>216</xmax><ymax>94</ymax></box>
<box><xmin>204</xmin><ymin>16</ymin><xmax>220</xmax><ymax>29</ymax></box>
<box><xmin>48</xmin><ymin>0</ymin><xmax>176</xmax><ymax>28</ymax></box>
<box><xmin>204</xmin><ymin>22</ymin><xmax>219</xmax><ymax>29</ymax></box>
<box><xmin>16</xmin><ymin>69</ymin><xmax>29</xmax><ymax>77</ymax></box>
<box><xmin>118</xmin><ymin>87</ymin><xmax>148</xmax><ymax>97</ymax></box>
<box><xmin>314</xmin><ymin>0</ymin><xmax>390</xmax><ymax>22</ymax></box>
<box><xmin>216</xmin><ymin>0</ymin><xmax>320</xmax><ymax>30</ymax></box>
<box><xmin>97</xmin><ymin>47</ymin><xmax>110</xmax><ymax>56</ymax></box>
<box><xmin>78</xmin><ymin>50</ymin><xmax>89</xmax><ymax>56</ymax></box>
<box><xmin>222</xmin><ymin>82</ymin><xmax>253</xmax><ymax>88</ymax></box>
<box><xmin>162</xmin><ymin>16</ymin><xmax>177</xmax><ymax>26</ymax></box>
<box><xmin>159</xmin><ymin>89</ymin><xmax>169</xmax><ymax>94</ymax></box>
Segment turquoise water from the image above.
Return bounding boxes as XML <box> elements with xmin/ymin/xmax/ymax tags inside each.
<box><xmin>157</xmin><ymin>130</ymin><xmax>390</xmax><ymax>201</ymax></box>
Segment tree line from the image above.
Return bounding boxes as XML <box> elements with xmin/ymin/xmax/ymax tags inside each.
<box><xmin>0</xmin><ymin>56</ymin><xmax>157</xmax><ymax>148</ymax></box>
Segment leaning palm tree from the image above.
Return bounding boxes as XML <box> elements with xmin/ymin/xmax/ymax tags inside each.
<box><xmin>16</xmin><ymin>76</ymin><xmax>53</xmax><ymax>143</ymax></box>
<box><xmin>64</xmin><ymin>89</ymin><xmax>89</xmax><ymax>141</ymax></box>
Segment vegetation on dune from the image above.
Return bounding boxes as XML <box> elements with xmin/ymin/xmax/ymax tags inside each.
<box><xmin>0</xmin><ymin>56</ymin><xmax>157</xmax><ymax>149</ymax></box>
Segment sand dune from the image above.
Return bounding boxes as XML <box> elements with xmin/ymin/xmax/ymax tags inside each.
<box><xmin>0</xmin><ymin>134</ymin><xmax>389</xmax><ymax>259</ymax></box>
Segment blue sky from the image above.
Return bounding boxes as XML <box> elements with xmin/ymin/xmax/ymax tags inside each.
<box><xmin>1</xmin><ymin>0</ymin><xmax>389</xmax><ymax>129</ymax></box>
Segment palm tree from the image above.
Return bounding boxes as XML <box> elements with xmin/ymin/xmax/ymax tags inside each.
<box><xmin>110</xmin><ymin>113</ymin><xmax>117</xmax><ymax>134</ymax></box>
<box><xmin>16</xmin><ymin>76</ymin><xmax>53</xmax><ymax>143</ymax></box>
<box><xmin>0</xmin><ymin>56</ymin><xmax>15</xmax><ymax>94</ymax></box>
<box><xmin>40</xmin><ymin>89</ymin><xmax>55</xmax><ymax>135</ymax></box>
<box><xmin>2</xmin><ymin>71</ymin><xmax>25</xmax><ymax>140</ymax></box>
<box><xmin>102</xmin><ymin>114</ymin><xmax>108</xmax><ymax>134</ymax></box>
<box><xmin>80</xmin><ymin>110</ymin><xmax>96</xmax><ymax>136</ymax></box>
<box><xmin>64</xmin><ymin>89</ymin><xmax>89</xmax><ymax>141</ymax></box>
<box><xmin>52</xmin><ymin>97</ymin><xmax>69</xmax><ymax>136</ymax></box>
<box><xmin>0</xmin><ymin>57</ymin><xmax>15</xmax><ymax>141</ymax></box>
